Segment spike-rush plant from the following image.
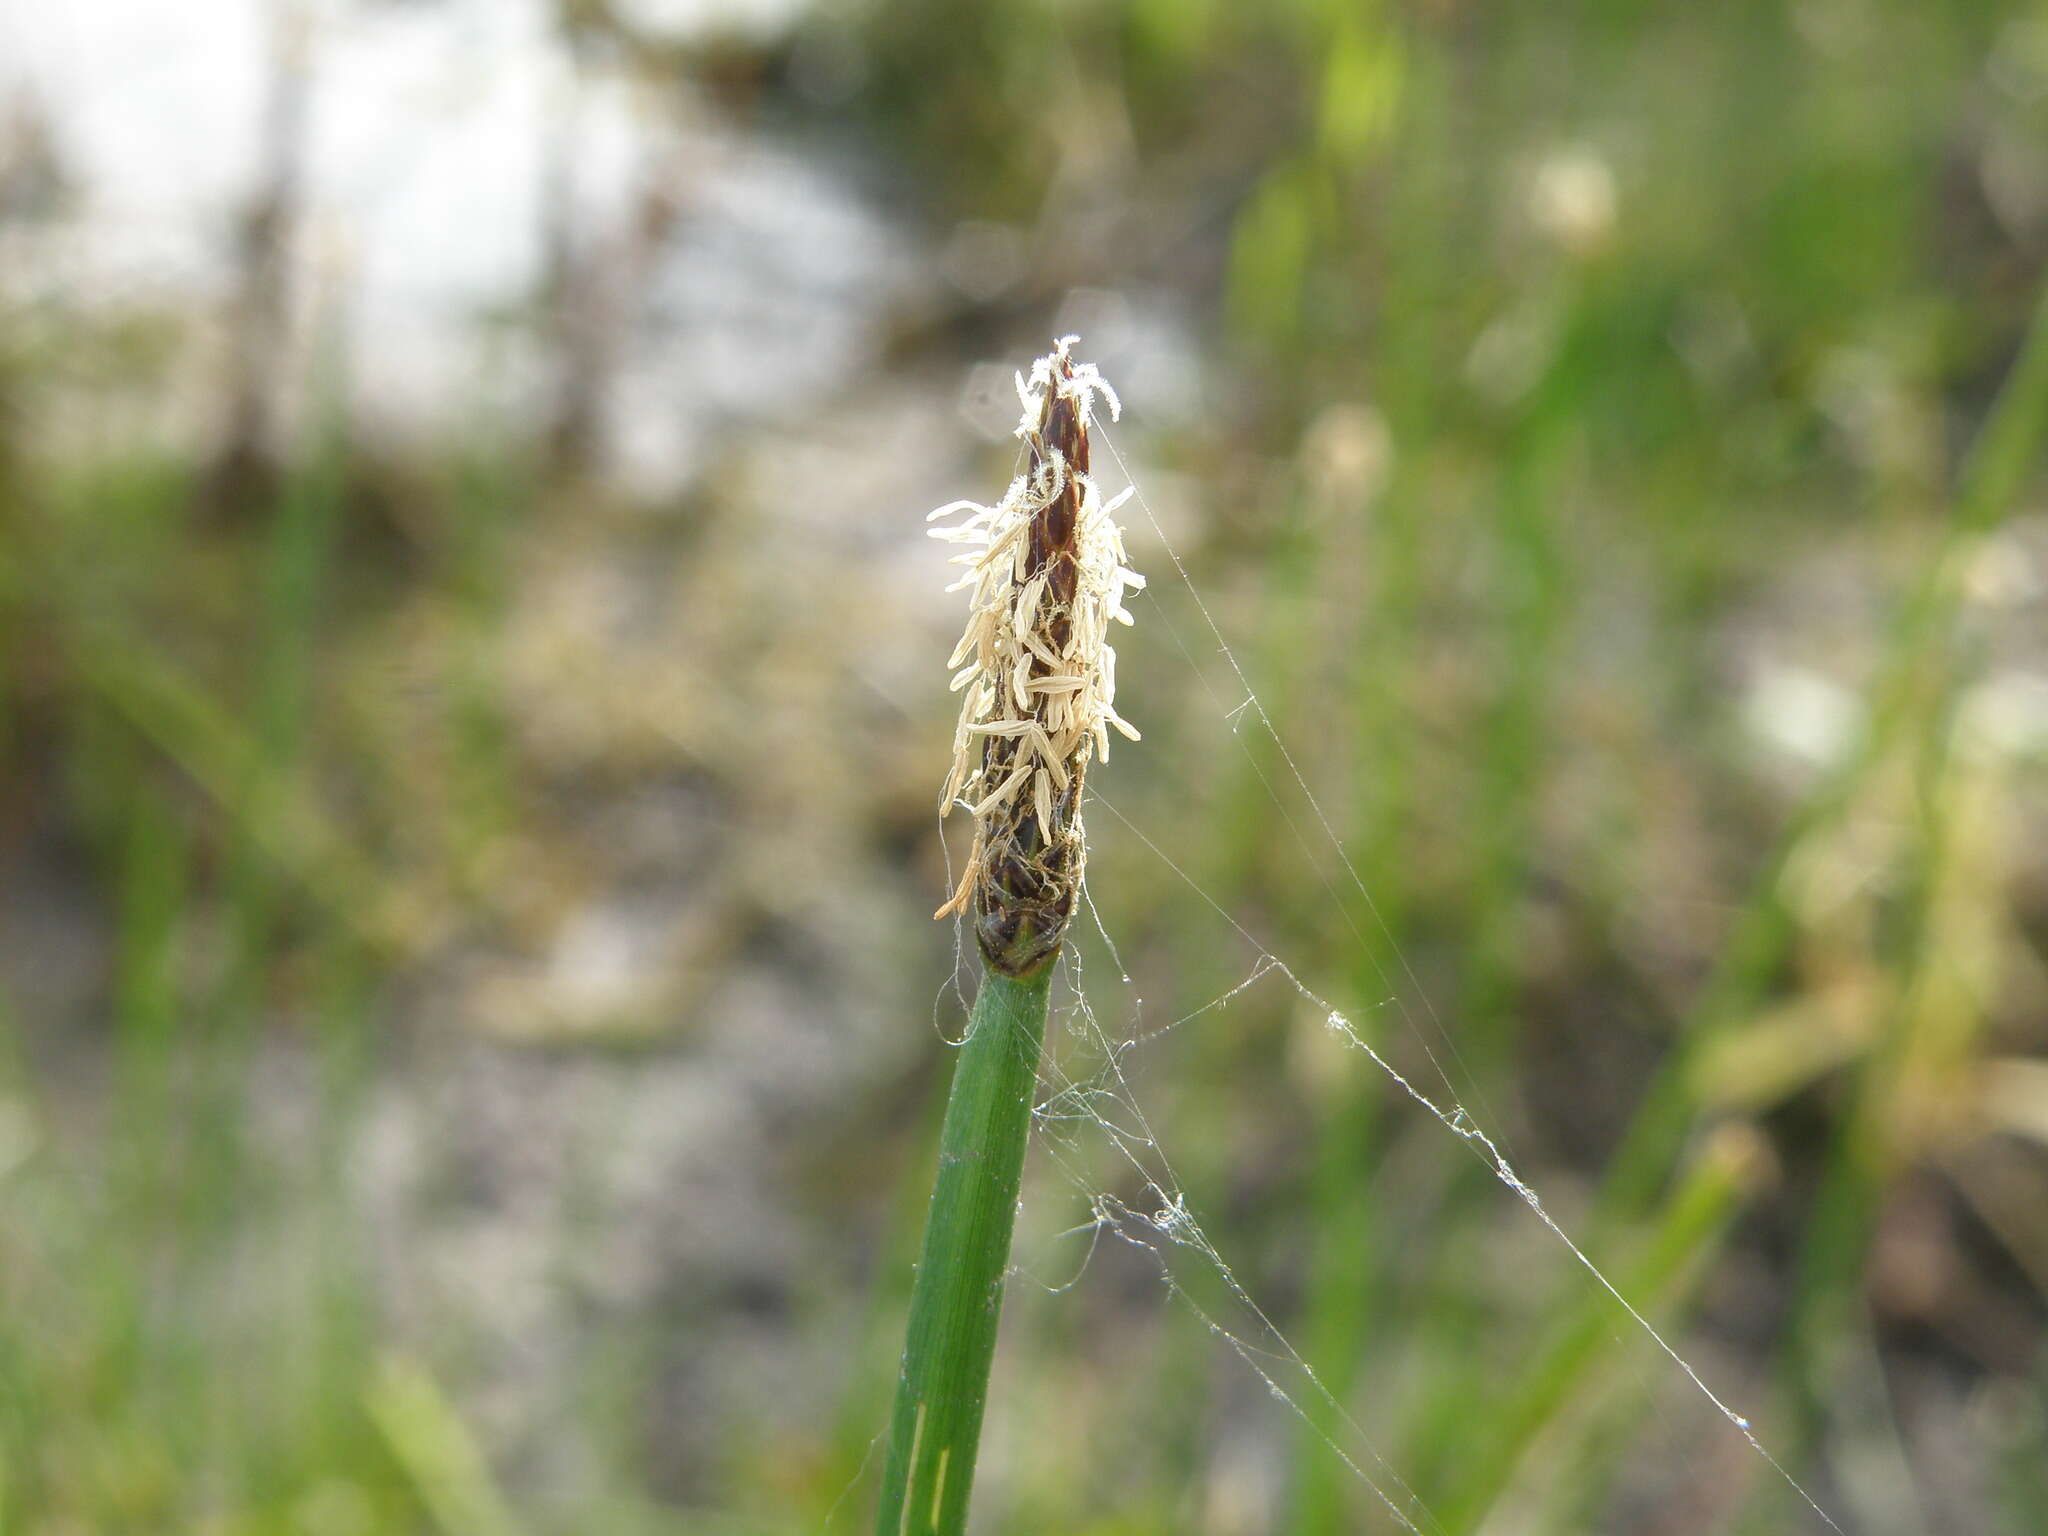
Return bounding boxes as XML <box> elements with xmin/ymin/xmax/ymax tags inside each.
<box><xmin>876</xmin><ymin>341</ymin><xmax>1144</xmax><ymax>1535</ymax></box>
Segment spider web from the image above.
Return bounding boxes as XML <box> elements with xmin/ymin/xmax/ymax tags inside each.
<box><xmin>875</xmin><ymin>419</ymin><xmax>1845</xmax><ymax>1535</ymax></box>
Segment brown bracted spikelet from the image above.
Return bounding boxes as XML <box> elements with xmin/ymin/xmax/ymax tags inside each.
<box><xmin>929</xmin><ymin>338</ymin><xmax>1144</xmax><ymax>976</ymax></box>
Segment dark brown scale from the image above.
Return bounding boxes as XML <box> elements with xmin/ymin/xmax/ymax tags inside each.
<box><xmin>1032</xmin><ymin>378</ymin><xmax>1084</xmax><ymax>653</ymax></box>
<box><xmin>975</xmin><ymin>352</ymin><xmax>1090</xmax><ymax>977</ymax></box>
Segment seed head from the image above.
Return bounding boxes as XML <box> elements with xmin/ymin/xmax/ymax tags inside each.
<box><xmin>929</xmin><ymin>337</ymin><xmax>1144</xmax><ymax>975</ymax></box>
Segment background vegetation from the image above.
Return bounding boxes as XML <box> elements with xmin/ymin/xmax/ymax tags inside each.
<box><xmin>3</xmin><ymin>0</ymin><xmax>2047</xmax><ymax>1530</ymax></box>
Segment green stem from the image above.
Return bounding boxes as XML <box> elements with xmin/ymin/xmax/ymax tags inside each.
<box><xmin>876</xmin><ymin>963</ymin><xmax>1054</xmax><ymax>1536</ymax></box>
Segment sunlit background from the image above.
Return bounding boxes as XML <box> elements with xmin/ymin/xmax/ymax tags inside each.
<box><xmin>4</xmin><ymin>1</ymin><xmax>2048</xmax><ymax>1531</ymax></box>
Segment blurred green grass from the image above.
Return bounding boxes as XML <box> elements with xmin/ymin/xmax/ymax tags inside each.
<box><xmin>3</xmin><ymin>1</ymin><xmax>2048</xmax><ymax>1532</ymax></box>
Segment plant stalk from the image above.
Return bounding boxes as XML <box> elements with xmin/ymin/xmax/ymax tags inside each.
<box><xmin>875</xmin><ymin>963</ymin><xmax>1054</xmax><ymax>1536</ymax></box>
